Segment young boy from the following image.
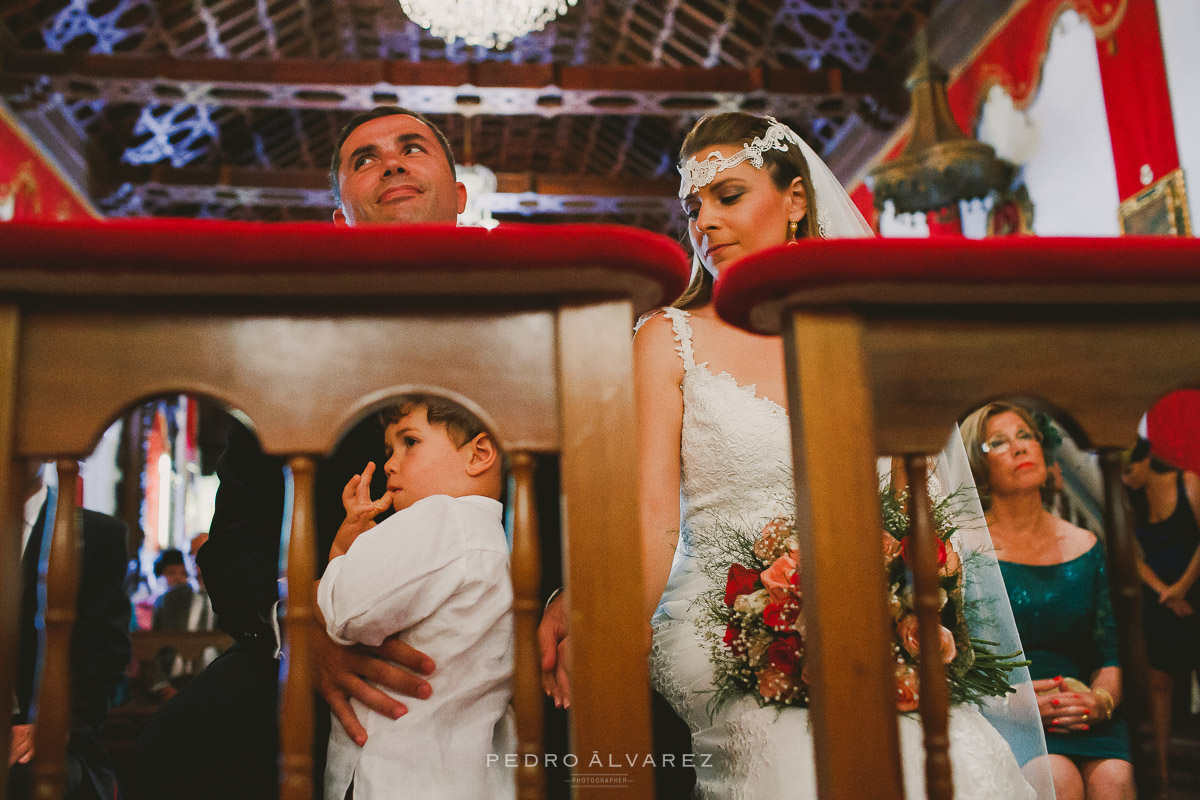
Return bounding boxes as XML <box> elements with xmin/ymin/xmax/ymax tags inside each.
<box><xmin>317</xmin><ymin>394</ymin><xmax>514</xmax><ymax>800</ymax></box>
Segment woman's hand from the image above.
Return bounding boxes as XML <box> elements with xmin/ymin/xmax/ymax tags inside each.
<box><xmin>1165</xmin><ymin>595</ymin><xmax>1195</xmax><ymax>618</ymax></box>
<box><xmin>8</xmin><ymin>723</ymin><xmax>34</xmax><ymax>766</ymax></box>
<box><xmin>537</xmin><ymin>592</ymin><xmax>572</xmax><ymax>708</ymax></box>
<box><xmin>1034</xmin><ymin>678</ymin><xmax>1106</xmax><ymax>733</ymax></box>
<box><xmin>1159</xmin><ymin>581</ymin><xmax>1190</xmax><ymax>605</ymax></box>
<box><xmin>330</xmin><ymin>462</ymin><xmax>393</xmax><ymax>559</ymax></box>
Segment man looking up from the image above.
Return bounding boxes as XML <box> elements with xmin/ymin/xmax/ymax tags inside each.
<box><xmin>136</xmin><ymin>107</ymin><xmax>466</xmax><ymax>800</ymax></box>
<box><xmin>332</xmin><ymin>111</ymin><xmax>465</xmax><ymax>226</ymax></box>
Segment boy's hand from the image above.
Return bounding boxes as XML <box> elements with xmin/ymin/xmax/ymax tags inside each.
<box><xmin>331</xmin><ymin>462</ymin><xmax>393</xmax><ymax>559</ymax></box>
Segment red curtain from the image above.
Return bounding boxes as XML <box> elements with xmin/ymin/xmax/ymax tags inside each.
<box><xmin>0</xmin><ymin>105</ymin><xmax>96</xmax><ymax>221</ymax></box>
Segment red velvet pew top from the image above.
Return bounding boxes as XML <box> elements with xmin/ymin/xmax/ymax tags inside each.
<box><xmin>714</xmin><ymin>237</ymin><xmax>1200</xmax><ymax>334</ymax></box>
<box><xmin>0</xmin><ymin>219</ymin><xmax>690</xmax><ymax>314</ymax></box>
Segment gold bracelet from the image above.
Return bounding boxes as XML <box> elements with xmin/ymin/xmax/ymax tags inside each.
<box><xmin>1093</xmin><ymin>687</ymin><xmax>1116</xmax><ymax>721</ymax></box>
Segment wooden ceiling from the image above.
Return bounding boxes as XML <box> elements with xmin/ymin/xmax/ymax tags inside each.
<box><xmin>0</xmin><ymin>0</ymin><xmax>958</xmax><ymax>233</ymax></box>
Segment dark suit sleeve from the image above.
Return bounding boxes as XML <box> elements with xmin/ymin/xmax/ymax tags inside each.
<box><xmin>198</xmin><ymin>416</ymin><xmax>390</xmax><ymax>654</ymax></box>
<box><xmin>71</xmin><ymin>510</ymin><xmax>132</xmax><ymax>730</ymax></box>
<box><xmin>197</xmin><ymin>418</ymin><xmax>286</xmax><ymax>652</ymax></box>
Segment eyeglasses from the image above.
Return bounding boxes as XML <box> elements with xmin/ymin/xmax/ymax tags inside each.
<box><xmin>981</xmin><ymin>429</ymin><xmax>1040</xmax><ymax>455</ymax></box>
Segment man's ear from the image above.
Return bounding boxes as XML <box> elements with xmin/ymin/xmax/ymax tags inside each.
<box><xmin>464</xmin><ymin>432</ymin><xmax>498</xmax><ymax>476</ymax></box>
<box><xmin>455</xmin><ymin>181</ymin><xmax>468</xmax><ymax>216</ymax></box>
<box><xmin>333</xmin><ymin>206</ymin><xmax>349</xmax><ymax>227</ymax></box>
<box><xmin>787</xmin><ymin>176</ymin><xmax>807</xmax><ymax>226</ymax></box>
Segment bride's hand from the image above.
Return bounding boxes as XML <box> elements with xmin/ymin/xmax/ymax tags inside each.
<box><xmin>537</xmin><ymin>592</ymin><xmax>572</xmax><ymax>708</ymax></box>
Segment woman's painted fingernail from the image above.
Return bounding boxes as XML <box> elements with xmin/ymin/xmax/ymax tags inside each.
<box><xmin>1051</xmin><ymin>698</ymin><xmax>1061</xmax><ymax>707</ymax></box>
<box><xmin>1080</xmin><ymin>724</ymin><xmax>1090</xmax><ymax>731</ymax></box>
<box><xmin>1054</xmin><ymin>675</ymin><xmax>1063</xmax><ymax>682</ymax></box>
<box><xmin>1051</xmin><ymin>718</ymin><xmax>1062</xmax><ymax>726</ymax></box>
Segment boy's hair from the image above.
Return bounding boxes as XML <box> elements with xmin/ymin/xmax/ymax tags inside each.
<box><xmin>378</xmin><ymin>393</ymin><xmax>491</xmax><ymax>449</ymax></box>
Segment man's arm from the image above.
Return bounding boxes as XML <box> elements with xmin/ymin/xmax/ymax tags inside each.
<box><xmin>71</xmin><ymin>510</ymin><xmax>133</xmax><ymax>729</ymax></box>
<box><xmin>199</xmin><ymin>414</ymin><xmax>435</xmax><ymax>744</ymax></box>
<box><xmin>197</xmin><ymin>419</ymin><xmax>288</xmax><ymax>653</ymax></box>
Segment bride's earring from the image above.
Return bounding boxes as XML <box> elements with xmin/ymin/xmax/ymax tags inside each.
<box><xmin>786</xmin><ymin>219</ymin><xmax>799</xmax><ymax>245</ymax></box>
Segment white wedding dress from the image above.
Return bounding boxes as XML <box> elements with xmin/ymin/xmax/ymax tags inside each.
<box><xmin>648</xmin><ymin>307</ymin><xmax>1037</xmax><ymax>800</ymax></box>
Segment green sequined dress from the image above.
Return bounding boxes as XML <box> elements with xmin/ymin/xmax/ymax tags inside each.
<box><xmin>999</xmin><ymin>540</ymin><xmax>1131</xmax><ymax>761</ymax></box>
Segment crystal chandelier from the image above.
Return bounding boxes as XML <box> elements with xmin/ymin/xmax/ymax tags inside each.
<box><xmin>400</xmin><ymin>0</ymin><xmax>578</xmax><ymax>50</ymax></box>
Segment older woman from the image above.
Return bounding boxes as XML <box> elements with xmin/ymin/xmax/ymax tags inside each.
<box><xmin>963</xmin><ymin>402</ymin><xmax>1134</xmax><ymax>800</ymax></box>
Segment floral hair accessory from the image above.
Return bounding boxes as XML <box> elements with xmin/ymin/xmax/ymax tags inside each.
<box><xmin>678</xmin><ymin>116</ymin><xmax>804</xmax><ymax>199</ymax></box>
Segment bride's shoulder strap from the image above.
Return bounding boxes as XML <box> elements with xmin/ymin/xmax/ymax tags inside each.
<box><xmin>656</xmin><ymin>307</ymin><xmax>696</xmax><ymax>371</ymax></box>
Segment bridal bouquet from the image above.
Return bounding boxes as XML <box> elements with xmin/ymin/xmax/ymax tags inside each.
<box><xmin>695</xmin><ymin>485</ymin><xmax>1028</xmax><ymax>717</ymax></box>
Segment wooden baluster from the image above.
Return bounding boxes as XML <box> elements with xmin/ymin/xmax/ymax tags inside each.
<box><xmin>557</xmin><ymin>300</ymin><xmax>654</xmax><ymax>797</ymax></box>
<box><xmin>1098</xmin><ymin>449</ymin><xmax>1162</xmax><ymax>799</ymax></box>
<box><xmin>279</xmin><ymin>456</ymin><xmax>317</xmax><ymax>800</ymax></box>
<box><xmin>0</xmin><ymin>303</ymin><xmax>20</xmax><ymax>794</ymax></box>
<box><xmin>782</xmin><ymin>310</ymin><xmax>902</xmax><ymax>800</ymax></box>
<box><xmin>904</xmin><ymin>454</ymin><xmax>954</xmax><ymax>800</ymax></box>
<box><xmin>31</xmin><ymin>460</ymin><xmax>81</xmax><ymax>800</ymax></box>
<box><xmin>510</xmin><ymin>452</ymin><xmax>546</xmax><ymax>800</ymax></box>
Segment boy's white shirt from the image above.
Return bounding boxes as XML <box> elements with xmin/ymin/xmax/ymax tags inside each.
<box><xmin>318</xmin><ymin>493</ymin><xmax>514</xmax><ymax>800</ymax></box>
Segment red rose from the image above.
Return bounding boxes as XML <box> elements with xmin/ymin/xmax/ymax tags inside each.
<box><xmin>763</xmin><ymin>599</ymin><xmax>800</xmax><ymax>631</ymax></box>
<box><xmin>724</xmin><ymin>564</ymin><xmax>760</xmax><ymax>607</ymax></box>
<box><xmin>766</xmin><ymin>634</ymin><xmax>802</xmax><ymax>673</ymax></box>
<box><xmin>723</xmin><ymin>624</ymin><xmax>747</xmax><ymax>657</ymax></box>
<box><xmin>899</xmin><ymin>536</ymin><xmax>947</xmax><ymax>567</ymax></box>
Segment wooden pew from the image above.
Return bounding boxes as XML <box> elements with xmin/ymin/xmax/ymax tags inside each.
<box><xmin>714</xmin><ymin>235</ymin><xmax>1200</xmax><ymax>800</ymax></box>
<box><xmin>0</xmin><ymin>218</ymin><xmax>689</xmax><ymax>800</ymax></box>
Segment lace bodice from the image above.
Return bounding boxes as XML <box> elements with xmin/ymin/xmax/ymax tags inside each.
<box><xmin>671</xmin><ymin>307</ymin><xmax>793</xmax><ymax>556</ymax></box>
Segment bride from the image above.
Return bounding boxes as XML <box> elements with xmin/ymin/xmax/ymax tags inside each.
<box><xmin>542</xmin><ymin>111</ymin><xmax>1050</xmax><ymax>799</ymax></box>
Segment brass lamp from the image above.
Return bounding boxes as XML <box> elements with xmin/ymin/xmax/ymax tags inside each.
<box><xmin>870</xmin><ymin>30</ymin><xmax>1014</xmax><ymax>215</ymax></box>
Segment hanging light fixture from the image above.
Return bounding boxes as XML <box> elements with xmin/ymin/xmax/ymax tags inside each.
<box><xmin>457</xmin><ymin>164</ymin><xmax>500</xmax><ymax>229</ymax></box>
<box><xmin>400</xmin><ymin>0</ymin><xmax>578</xmax><ymax>50</ymax></box>
<box><xmin>869</xmin><ymin>29</ymin><xmax>1014</xmax><ymax>216</ymax></box>
<box><xmin>456</xmin><ymin>120</ymin><xmax>500</xmax><ymax>228</ymax></box>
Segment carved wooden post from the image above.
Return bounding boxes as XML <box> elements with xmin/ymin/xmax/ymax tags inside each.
<box><xmin>0</xmin><ymin>303</ymin><xmax>21</xmax><ymax>794</ymax></box>
<box><xmin>904</xmin><ymin>454</ymin><xmax>953</xmax><ymax>800</ymax></box>
<box><xmin>1098</xmin><ymin>449</ymin><xmax>1162</xmax><ymax>799</ymax></box>
<box><xmin>279</xmin><ymin>456</ymin><xmax>317</xmax><ymax>800</ymax></box>
<box><xmin>31</xmin><ymin>460</ymin><xmax>81</xmax><ymax>800</ymax></box>
<box><xmin>781</xmin><ymin>310</ymin><xmax>903</xmax><ymax>800</ymax></box>
<box><xmin>557</xmin><ymin>300</ymin><xmax>655</xmax><ymax>798</ymax></box>
<box><xmin>510</xmin><ymin>451</ymin><xmax>546</xmax><ymax>799</ymax></box>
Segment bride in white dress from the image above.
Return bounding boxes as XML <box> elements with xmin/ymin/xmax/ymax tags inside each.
<box><xmin>635</xmin><ymin>113</ymin><xmax>1043</xmax><ymax>799</ymax></box>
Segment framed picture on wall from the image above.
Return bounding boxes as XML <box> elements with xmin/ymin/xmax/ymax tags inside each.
<box><xmin>1119</xmin><ymin>169</ymin><xmax>1192</xmax><ymax>236</ymax></box>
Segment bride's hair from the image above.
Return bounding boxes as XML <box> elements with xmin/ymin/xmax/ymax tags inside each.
<box><xmin>673</xmin><ymin>112</ymin><xmax>819</xmax><ymax>310</ymax></box>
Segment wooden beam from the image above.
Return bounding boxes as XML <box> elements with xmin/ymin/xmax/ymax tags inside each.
<box><xmin>3</xmin><ymin>50</ymin><xmax>904</xmax><ymax>118</ymax></box>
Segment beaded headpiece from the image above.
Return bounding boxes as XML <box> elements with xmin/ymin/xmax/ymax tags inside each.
<box><xmin>677</xmin><ymin>116</ymin><xmax>804</xmax><ymax>199</ymax></box>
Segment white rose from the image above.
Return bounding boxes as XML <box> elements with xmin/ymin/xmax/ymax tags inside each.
<box><xmin>734</xmin><ymin>588</ymin><xmax>770</xmax><ymax>615</ymax></box>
